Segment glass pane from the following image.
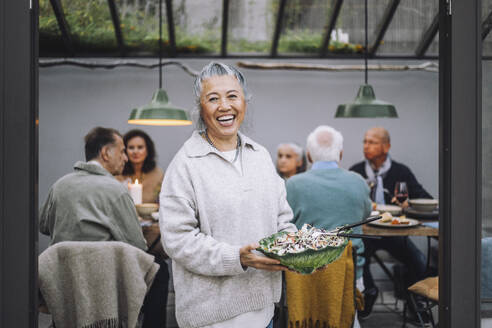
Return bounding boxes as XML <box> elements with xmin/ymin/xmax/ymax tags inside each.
<box><xmin>276</xmin><ymin>0</ymin><xmax>333</xmax><ymax>55</ymax></box>
<box><xmin>60</xmin><ymin>0</ymin><xmax>117</xmax><ymax>53</ymax></box>
<box><xmin>115</xmin><ymin>0</ymin><xmax>169</xmax><ymax>55</ymax></box>
<box><xmin>228</xmin><ymin>0</ymin><xmax>276</xmax><ymax>54</ymax></box>
<box><xmin>39</xmin><ymin>0</ymin><xmax>64</xmax><ymax>54</ymax></box>
<box><xmin>173</xmin><ymin>0</ymin><xmax>222</xmax><ymax>55</ymax></box>
<box><xmin>335</xmin><ymin>0</ymin><xmax>390</xmax><ymax>54</ymax></box>
<box><xmin>482</xmin><ymin>1</ymin><xmax>492</xmax><ymax>322</ymax></box>
<box><xmin>482</xmin><ymin>62</ymin><xmax>492</xmax><ymax>322</ymax></box>
<box><xmin>377</xmin><ymin>0</ymin><xmax>438</xmax><ymax>55</ymax></box>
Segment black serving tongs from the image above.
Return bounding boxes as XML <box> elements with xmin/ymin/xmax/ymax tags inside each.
<box><xmin>326</xmin><ymin>215</ymin><xmax>384</xmax><ymax>240</ymax></box>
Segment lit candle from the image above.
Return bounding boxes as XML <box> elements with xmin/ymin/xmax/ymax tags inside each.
<box><xmin>129</xmin><ymin>179</ymin><xmax>143</xmax><ymax>205</ymax></box>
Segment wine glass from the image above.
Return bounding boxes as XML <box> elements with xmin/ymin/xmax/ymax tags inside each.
<box><xmin>394</xmin><ymin>181</ymin><xmax>409</xmax><ymax>206</ymax></box>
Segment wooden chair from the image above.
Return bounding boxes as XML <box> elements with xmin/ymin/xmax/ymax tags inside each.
<box><xmin>402</xmin><ymin>276</ymin><xmax>438</xmax><ymax>328</ymax></box>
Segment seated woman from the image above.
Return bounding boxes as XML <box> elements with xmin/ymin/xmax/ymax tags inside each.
<box><xmin>117</xmin><ymin>129</ymin><xmax>164</xmax><ymax>204</ymax></box>
<box><xmin>276</xmin><ymin>143</ymin><xmax>306</xmax><ymax>180</ymax></box>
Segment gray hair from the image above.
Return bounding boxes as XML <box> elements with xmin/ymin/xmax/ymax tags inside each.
<box><xmin>306</xmin><ymin>125</ymin><xmax>344</xmax><ymax>162</ymax></box>
<box><xmin>276</xmin><ymin>143</ymin><xmax>303</xmax><ymax>164</ymax></box>
<box><xmin>192</xmin><ymin>62</ymin><xmax>251</xmax><ymax>130</ymax></box>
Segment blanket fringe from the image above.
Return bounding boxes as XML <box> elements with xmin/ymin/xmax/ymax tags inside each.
<box><xmin>82</xmin><ymin>317</ymin><xmax>124</xmax><ymax>328</ymax></box>
<box><xmin>289</xmin><ymin>319</ymin><xmax>335</xmax><ymax>328</ymax></box>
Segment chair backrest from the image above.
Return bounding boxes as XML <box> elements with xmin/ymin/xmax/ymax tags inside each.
<box><xmin>38</xmin><ymin>241</ymin><xmax>159</xmax><ymax>328</ymax></box>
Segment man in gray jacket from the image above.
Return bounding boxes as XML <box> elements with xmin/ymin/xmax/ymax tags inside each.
<box><xmin>40</xmin><ymin>126</ymin><xmax>167</xmax><ymax>328</ymax></box>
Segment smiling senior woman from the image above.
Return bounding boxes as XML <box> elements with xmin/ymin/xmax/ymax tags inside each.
<box><xmin>159</xmin><ymin>62</ymin><xmax>297</xmax><ymax>328</ymax></box>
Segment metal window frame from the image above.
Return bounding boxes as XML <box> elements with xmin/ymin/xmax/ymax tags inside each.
<box><xmin>319</xmin><ymin>0</ymin><xmax>344</xmax><ymax>57</ymax></box>
<box><xmin>415</xmin><ymin>13</ymin><xmax>439</xmax><ymax>58</ymax></box>
<box><xmin>49</xmin><ymin>0</ymin><xmax>74</xmax><ymax>56</ymax></box>
<box><xmin>439</xmin><ymin>0</ymin><xmax>482</xmax><ymax>327</ymax></box>
<box><xmin>107</xmin><ymin>0</ymin><xmax>125</xmax><ymax>56</ymax></box>
<box><xmin>0</xmin><ymin>0</ymin><xmax>38</xmax><ymax>327</ymax></box>
<box><xmin>270</xmin><ymin>0</ymin><xmax>287</xmax><ymax>58</ymax></box>
<box><xmin>482</xmin><ymin>9</ymin><xmax>492</xmax><ymax>41</ymax></box>
<box><xmin>221</xmin><ymin>0</ymin><xmax>230</xmax><ymax>57</ymax></box>
<box><xmin>165</xmin><ymin>0</ymin><xmax>177</xmax><ymax>57</ymax></box>
<box><xmin>369</xmin><ymin>0</ymin><xmax>400</xmax><ymax>56</ymax></box>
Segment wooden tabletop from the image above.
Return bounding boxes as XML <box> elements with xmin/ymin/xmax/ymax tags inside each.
<box><xmin>362</xmin><ymin>221</ymin><xmax>438</xmax><ymax>237</ymax></box>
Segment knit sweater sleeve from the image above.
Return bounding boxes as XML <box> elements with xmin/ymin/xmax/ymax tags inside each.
<box><xmin>276</xmin><ymin>177</ymin><xmax>297</xmax><ymax>233</ymax></box>
<box><xmin>159</xmin><ymin>155</ymin><xmax>245</xmax><ymax>277</ymax></box>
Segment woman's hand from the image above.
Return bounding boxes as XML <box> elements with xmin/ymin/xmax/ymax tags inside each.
<box><xmin>239</xmin><ymin>243</ymin><xmax>287</xmax><ymax>272</ymax></box>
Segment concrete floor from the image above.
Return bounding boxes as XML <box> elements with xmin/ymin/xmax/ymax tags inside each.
<box><xmin>38</xmin><ymin>280</ymin><xmax>428</xmax><ymax>328</ymax></box>
<box><xmin>38</xmin><ymin>263</ymin><xmax>432</xmax><ymax>328</ymax></box>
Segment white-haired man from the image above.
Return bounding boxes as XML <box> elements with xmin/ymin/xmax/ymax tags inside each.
<box><xmin>285</xmin><ymin>125</ymin><xmax>371</xmax><ymax>328</ymax></box>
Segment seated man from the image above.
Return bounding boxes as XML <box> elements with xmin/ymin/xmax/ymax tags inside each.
<box><xmin>40</xmin><ymin>126</ymin><xmax>168</xmax><ymax>328</ymax></box>
<box><xmin>286</xmin><ymin>125</ymin><xmax>372</xmax><ymax>328</ymax></box>
<box><xmin>349</xmin><ymin>127</ymin><xmax>432</xmax><ymax>319</ymax></box>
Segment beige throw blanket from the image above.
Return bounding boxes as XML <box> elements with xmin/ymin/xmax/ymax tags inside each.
<box><xmin>39</xmin><ymin>241</ymin><xmax>159</xmax><ymax>328</ymax></box>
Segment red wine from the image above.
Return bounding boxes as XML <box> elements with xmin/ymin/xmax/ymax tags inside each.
<box><xmin>396</xmin><ymin>195</ymin><xmax>408</xmax><ymax>203</ymax></box>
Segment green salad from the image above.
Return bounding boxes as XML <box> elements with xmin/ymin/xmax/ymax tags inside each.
<box><xmin>257</xmin><ymin>224</ymin><xmax>349</xmax><ymax>274</ymax></box>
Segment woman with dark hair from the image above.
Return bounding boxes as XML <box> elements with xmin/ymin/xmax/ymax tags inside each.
<box><xmin>117</xmin><ymin>129</ymin><xmax>164</xmax><ymax>204</ymax></box>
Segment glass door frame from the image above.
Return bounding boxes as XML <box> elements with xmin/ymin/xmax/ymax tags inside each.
<box><xmin>0</xmin><ymin>0</ymin><xmax>487</xmax><ymax>326</ymax></box>
<box><xmin>439</xmin><ymin>0</ymin><xmax>482</xmax><ymax>326</ymax></box>
<box><xmin>0</xmin><ymin>0</ymin><xmax>38</xmax><ymax>327</ymax></box>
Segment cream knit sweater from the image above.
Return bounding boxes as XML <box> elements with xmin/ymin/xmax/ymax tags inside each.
<box><xmin>159</xmin><ymin>131</ymin><xmax>296</xmax><ymax>328</ymax></box>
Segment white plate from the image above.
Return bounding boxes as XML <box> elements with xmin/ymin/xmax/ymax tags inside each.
<box><xmin>369</xmin><ymin>217</ymin><xmax>420</xmax><ymax>228</ymax></box>
<box><xmin>375</xmin><ymin>204</ymin><xmax>402</xmax><ymax>215</ymax></box>
<box><xmin>151</xmin><ymin>212</ymin><xmax>159</xmax><ymax>221</ymax></box>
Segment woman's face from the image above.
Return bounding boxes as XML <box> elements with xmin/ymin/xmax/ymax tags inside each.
<box><xmin>200</xmin><ymin>75</ymin><xmax>246</xmax><ymax>140</ymax></box>
<box><xmin>126</xmin><ymin>136</ymin><xmax>148</xmax><ymax>166</ymax></box>
<box><xmin>277</xmin><ymin>145</ymin><xmax>301</xmax><ymax>178</ymax></box>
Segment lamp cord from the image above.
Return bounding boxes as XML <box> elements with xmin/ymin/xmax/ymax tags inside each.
<box><xmin>159</xmin><ymin>0</ymin><xmax>162</xmax><ymax>89</ymax></box>
<box><xmin>364</xmin><ymin>0</ymin><xmax>368</xmax><ymax>85</ymax></box>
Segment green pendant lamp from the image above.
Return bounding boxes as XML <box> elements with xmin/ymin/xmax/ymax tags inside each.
<box><xmin>335</xmin><ymin>0</ymin><xmax>398</xmax><ymax>118</ymax></box>
<box><xmin>128</xmin><ymin>0</ymin><xmax>191</xmax><ymax>126</ymax></box>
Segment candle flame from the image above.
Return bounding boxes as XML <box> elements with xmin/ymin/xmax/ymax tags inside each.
<box><xmin>135</xmin><ymin>179</ymin><xmax>139</xmax><ymax>184</ymax></box>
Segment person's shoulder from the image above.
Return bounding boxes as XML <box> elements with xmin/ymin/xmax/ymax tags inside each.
<box><xmin>343</xmin><ymin>169</ymin><xmax>369</xmax><ymax>184</ymax></box>
<box><xmin>240</xmin><ymin>133</ymin><xmax>266</xmax><ymax>153</ymax></box>
<box><xmin>349</xmin><ymin>161</ymin><xmax>365</xmax><ymax>172</ymax></box>
<box><xmin>287</xmin><ymin>170</ymin><xmax>315</xmax><ymax>186</ymax></box>
<box><xmin>147</xmin><ymin>166</ymin><xmax>164</xmax><ymax>178</ymax></box>
<box><xmin>390</xmin><ymin>160</ymin><xmax>413</xmax><ymax>173</ymax></box>
<box><xmin>54</xmin><ymin>170</ymin><xmax>128</xmax><ymax>197</ymax></box>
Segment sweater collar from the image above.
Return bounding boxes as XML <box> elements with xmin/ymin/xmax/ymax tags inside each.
<box><xmin>184</xmin><ymin>130</ymin><xmax>260</xmax><ymax>158</ymax></box>
<box><xmin>73</xmin><ymin>161</ymin><xmax>114</xmax><ymax>177</ymax></box>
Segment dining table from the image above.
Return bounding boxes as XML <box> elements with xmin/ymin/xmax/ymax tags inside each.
<box><xmin>361</xmin><ymin>218</ymin><xmax>439</xmax><ymax>286</ymax></box>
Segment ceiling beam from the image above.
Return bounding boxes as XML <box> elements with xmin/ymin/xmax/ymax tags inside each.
<box><xmin>270</xmin><ymin>0</ymin><xmax>287</xmax><ymax>57</ymax></box>
<box><xmin>49</xmin><ymin>0</ymin><xmax>74</xmax><ymax>56</ymax></box>
<box><xmin>369</xmin><ymin>0</ymin><xmax>400</xmax><ymax>56</ymax></box>
<box><xmin>107</xmin><ymin>0</ymin><xmax>125</xmax><ymax>56</ymax></box>
<box><xmin>482</xmin><ymin>9</ymin><xmax>492</xmax><ymax>41</ymax></box>
<box><xmin>165</xmin><ymin>0</ymin><xmax>176</xmax><ymax>57</ymax></box>
<box><xmin>415</xmin><ymin>13</ymin><xmax>439</xmax><ymax>58</ymax></box>
<box><xmin>319</xmin><ymin>0</ymin><xmax>344</xmax><ymax>57</ymax></box>
<box><xmin>221</xmin><ymin>0</ymin><xmax>230</xmax><ymax>57</ymax></box>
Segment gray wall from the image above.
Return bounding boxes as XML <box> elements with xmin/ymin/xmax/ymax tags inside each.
<box><xmin>39</xmin><ymin>58</ymin><xmax>439</xmax><ymax>250</ymax></box>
